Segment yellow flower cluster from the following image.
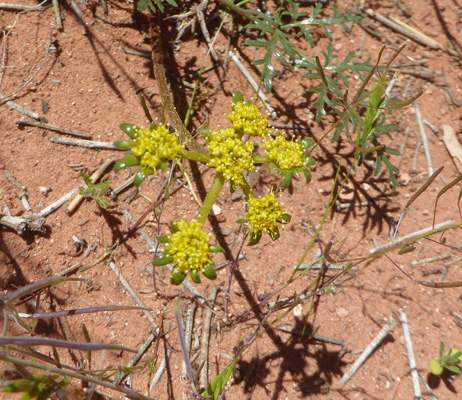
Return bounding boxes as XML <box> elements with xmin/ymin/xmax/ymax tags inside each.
<box><xmin>262</xmin><ymin>135</ymin><xmax>304</xmax><ymax>170</ymax></box>
<box><xmin>166</xmin><ymin>219</ymin><xmax>212</xmax><ymax>274</ymax></box>
<box><xmin>247</xmin><ymin>192</ymin><xmax>284</xmax><ymax>237</ymax></box>
<box><xmin>131</xmin><ymin>125</ymin><xmax>183</xmax><ymax>170</ymax></box>
<box><xmin>207</xmin><ymin>128</ymin><xmax>255</xmax><ymax>185</ymax></box>
<box><xmin>228</xmin><ymin>101</ymin><xmax>268</xmax><ymax>137</ymax></box>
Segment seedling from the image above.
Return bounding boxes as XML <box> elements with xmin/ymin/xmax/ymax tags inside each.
<box><xmin>429</xmin><ymin>341</ymin><xmax>462</xmax><ymax>376</ymax></box>
<box><xmin>79</xmin><ymin>172</ymin><xmax>111</xmax><ymax>209</ymax></box>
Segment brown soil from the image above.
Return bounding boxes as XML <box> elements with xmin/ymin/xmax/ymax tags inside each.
<box><xmin>1</xmin><ymin>1</ymin><xmax>462</xmax><ymax>399</ymax></box>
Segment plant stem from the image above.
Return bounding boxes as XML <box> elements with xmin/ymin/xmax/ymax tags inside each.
<box><xmin>150</xmin><ymin>15</ymin><xmax>207</xmax><ymax>154</ymax></box>
<box><xmin>182</xmin><ymin>151</ymin><xmax>211</xmax><ymax>164</ymax></box>
<box><xmin>196</xmin><ymin>173</ymin><xmax>226</xmax><ymax>225</ymax></box>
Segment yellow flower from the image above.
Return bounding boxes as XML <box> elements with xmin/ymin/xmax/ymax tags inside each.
<box><xmin>131</xmin><ymin>125</ymin><xmax>183</xmax><ymax>170</ymax></box>
<box><xmin>166</xmin><ymin>219</ymin><xmax>212</xmax><ymax>274</ymax></box>
<box><xmin>228</xmin><ymin>101</ymin><xmax>268</xmax><ymax>137</ymax></box>
<box><xmin>262</xmin><ymin>135</ymin><xmax>305</xmax><ymax>170</ymax></box>
<box><xmin>207</xmin><ymin>128</ymin><xmax>255</xmax><ymax>186</ymax></box>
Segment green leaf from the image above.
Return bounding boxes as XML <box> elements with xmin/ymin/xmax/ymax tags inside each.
<box><xmin>119</xmin><ymin>123</ymin><xmax>138</xmax><ymax>139</ymax></box>
<box><xmin>134</xmin><ymin>165</ymin><xmax>154</xmax><ymax>187</ymax></box>
<box><xmin>190</xmin><ymin>270</ymin><xmax>201</xmax><ymax>284</ymax></box>
<box><xmin>203</xmin><ymin>264</ymin><xmax>217</xmax><ymax>280</ymax></box>
<box><xmin>247</xmin><ymin>231</ymin><xmax>262</xmax><ymax>246</ymax></box>
<box><xmin>269</xmin><ymin>228</ymin><xmax>280</xmax><ymax>241</ymax></box>
<box><xmin>114</xmin><ymin>153</ymin><xmax>140</xmax><ymax>172</ymax></box>
<box><xmin>232</xmin><ymin>91</ymin><xmax>244</xmax><ymax>104</ymax></box>
<box><xmin>429</xmin><ymin>358</ymin><xmax>444</xmax><ymax>376</ymax></box>
<box><xmin>113</xmin><ymin>140</ymin><xmax>135</xmax><ymax>151</ymax></box>
<box><xmin>209</xmin><ymin>245</ymin><xmax>225</xmax><ymax>253</ymax></box>
<box><xmin>300</xmin><ymin>167</ymin><xmax>311</xmax><ymax>183</ymax></box>
<box><xmin>171</xmin><ymin>269</ymin><xmax>186</xmax><ymax>285</ymax></box>
<box><xmin>202</xmin><ymin>358</ymin><xmax>238</xmax><ymax>399</ymax></box>
<box><xmin>156</xmin><ymin>235</ymin><xmax>170</xmax><ymax>244</ymax></box>
<box><xmin>446</xmin><ymin>365</ymin><xmax>461</xmax><ymax>375</ymax></box>
<box><xmin>281</xmin><ymin>213</ymin><xmax>291</xmax><ymax>223</ymax></box>
<box><xmin>281</xmin><ymin>170</ymin><xmax>292</xmax><ymax>188</ymax></box>
<box><xmin>152</xmin><ymin>253</ymin><xmax>174</xmax><ymax>266</ymax></box>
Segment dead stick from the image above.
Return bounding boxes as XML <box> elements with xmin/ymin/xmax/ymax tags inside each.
<box><xmin>1</xmin><ymin>95</ymin><xmax>40</xmax><ymax>120</ymax></box>
<box><xmin>66</xmin><ymin>158</ymin><xmax>114</xmax><ymax>214</ymax></box>
<box><xmin>229</xmin><ymin>49</ymin><xmax>277</xmax><ymax>120</ymax></box>
<box><xmin>414</xmin><ymin>99</ymin><xmax>434</xmax><ymax>176</ymax></box>
<box><xmin>51</xmin><ymin>0</ymin><xmax>62</xmax><ymax>30</ymax></box>
<box><xmin>0</xmin><ymin>214</ymin><xmax>45</xmax><ymax>235</ymax></box>
<box><xmin>34</xmin><ymin>188</ymin><xmax>78</xmax><ymax>218</ymax></box>
<box><xmin>148</xmin><ymin>349</ymin><xmax>171</xmax><ymax>391</ymax></box>
<box><xmin>50</xmin><ymin>136</ymin><xmax>118</xmax><ymax>149</ymax></box>
<box><xmin>370</xmin><ymin>220</ymin><xmax>456</xmax><ymax>254</ymax></box>
<box><xmin>108</xmin><ymin>261</ymin><xmax>159</xmax><ymax>333</ymax></box>
<box><xmin>119</xmin><ymin>332</ymin><xmax>157</xmax><ymax>383</ymax></box>
<box><xmin>0</xmin><ymin>3</ymin><xmax>48</xmax><ymax>11</ymax></box>
<box><xmin>17</xmin><ymin>118</ymin><xmax>91</xmax><ymax>139</ymax></box>
<box><xmin>338</xmin><ymin>317</ymin><xmax>393</xmax><ymax>386</ymax></box>
<box><xmin>69</xmin><ymin>0</ymin><xmax>87</xmax><ymax>35</ymax></box>
<box><xmin>398</xmin><ymin>309</ymin><xmax>422</xmax><ymax>399</ymax></box>
<box><xmin>181</xmin><ymin>304</ymin><xmax>197</xmax><ymax>381</ymax></box>
<box><xmin>199</xmin><ymin>286</ymin><xmax>219</xmax><ymax>391</ymax></box>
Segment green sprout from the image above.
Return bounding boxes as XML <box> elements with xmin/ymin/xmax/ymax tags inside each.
<box><xmin>79</xmin><ymin>173</ymin><xmax>111</xmax><ymax>209</ymax></box>
<box><xmin>429</xmin><ymin>342</ymin><xmax>462</xmax><ymax>376</ymax></box>
<box><xmin>153</xmin><ymin>219</ymin><xmax>224</xmax><ymax>285</ymax></box>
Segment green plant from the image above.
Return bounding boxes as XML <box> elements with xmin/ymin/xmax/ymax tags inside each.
<box><xmin>79</xmin><ymin>172</ymin><xmax>111</xmax><ymax>209</ymax></box>
<box><xmin>429</xmin><ymin>342</ymin><xmax>462</xmax><ymax>376</ymax></box>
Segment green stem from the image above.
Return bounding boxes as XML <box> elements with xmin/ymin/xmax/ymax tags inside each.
<box><xmin>182</xmin><ymin>150</ymin><xmax>212</xmax><ymax>164</ymax></box>
<box><xmin>150</xmin><ymin>16</ymin><xmax>208</xmax><ymax>155</ymax></box>
<box><xmin>196</xmin><ymin>173</ymin><xmax>226</xmax><ymax>225</ymax></box>
<box><xmin>239</xmin><ymin>177</ymin><xmax>254</xmax><ymax>200</ymax></box>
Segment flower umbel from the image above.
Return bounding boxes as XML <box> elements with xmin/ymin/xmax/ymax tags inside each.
<box><xmin>154</xmin><ymin>219</ymin><xmax>222</xmax><ymax>284</ymax></box>
<box><xmin>207</xmin><ymin>128</ymin><xmax>255</xmax><ymax>186</ymax></box>
<box><xmin>262</xmin><ymin>135</ymin><xmax>305</xmax><ymax>170</ymax></box>
<box><xmin>132</xmin><ymin>125</ymin><xmax>183</xmax><ymax>170</ymax></box>
<box><xmin>228</xmin><ymin>101</ymin><xmax>268</xmax><ymax>137</ymax></box>
<box><xmin>240</xmin><ymin>191</ymin><xmax>291</xmax><ymax>245</ymax></box>
<box><xmin>114</xmin><ymin>122</ymin><xmax>184</xmax><ymax>186</ymax></box>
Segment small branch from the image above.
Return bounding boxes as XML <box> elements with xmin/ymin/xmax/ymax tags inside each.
<box><xmin>1</xmin><ymin>96</ymin><xmax>41</xmax><ymax>120</ymax></box>
<box><xmin>148</xmin><ymin>348</ymin><xmax>171</xmax><ymax>391</ymax></box>
<box><xmin>51</xmin><ymin>0</ymin><xmax>63</xmax><ymax>30</ymax></box>
<box><xmin>370</xmin><ymin>220</ymin><xmax>456</xmax><ymax>254</ymax></box>
<box><xmin>66</xmin><ymin>157</ymin><xmax>114</xmax><ymax>214</ymax></box>
<box><xmin>69</xmin><ymin>0</ymin><xmax>87</xmax><ymax>35</ymax></box>
<box><xmin>338</xmin><ymin>317</ymin><xmax>393</xmax><ymax>386</ymax></box>
<box><xmin>199</xmin><ymin>286</ymin><xmax>219</xmax><ymax>391</ymax></box>
<box><xmin>50</xmin><ymin>136</ymin><xmax>118</xmax><ymax>150</ymax></box>
<box><xmin>414</xmin><ymin>99</ymin><xmax>433</xmax><ymax>176</ymax></box>
<box><xmin>118</xmin><ymin>332</ymin><xmax>157</xmax><ymax>383</ymax></box>
<box><xmin>0</xmin><ymin>214</ymin><xmax>45</xmax><ymax>235</ymax></box>
<box><xmin>0</xmin><ymin>3</ymin><xmax>48</xmax><ymax>11</ymax></box>
<box><xmin>150</xmin><ymin>15</ymin><xmax>206</xmax><ymax>154</ymax></box>
<box><xmin>108</xmin><ymin>261</ymin><xmax>159</xmax><ymax>333</ymax></box>
<box><xmin>364</xmin><ymin>8</ymin><xmax>457</xmax><ymax>55</ymax></box>
<box><xmin>181</xmin><ymin>304</ymin><xmax>197</xmax><ymax>382</ymax></box>
<box><xmin>34</xmin><ymin>188</ymin><xmax>78</xmax><ymax>218</ymax></box>
<box><xmin>17</xmin><ymin>118</ymin><xmax>91</xmax><ymax>139</ymax></box>
<box><xmin>398</xmin><ymin>309</ymin><xmax>422</xmax><ymax>400</ymax></box>
<box><xmin>229</xmin><ymin>50</ymin><xmax>277</xmax><ymax>120</ymax></box>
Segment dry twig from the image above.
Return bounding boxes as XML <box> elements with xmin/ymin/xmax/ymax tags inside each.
<box><xmin>398</xmin><ymin>309</ymin><xmax>422</xmax><ymax>400</ymax></box>
<box><xmin>17</xmin><ymin>118</ymin><xmax>91</xmax><ymax>139</ymax></box>
<box><xmin>338</xmin><ymin>317</ymin><xmax>393</xmax><ymax>386</ymax></box>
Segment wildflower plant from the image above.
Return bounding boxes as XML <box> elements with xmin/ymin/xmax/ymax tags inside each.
<box><xmin>114</xmin><ymin>91</ymin><xmax>315</xmax><ymax>284</ymax></box>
